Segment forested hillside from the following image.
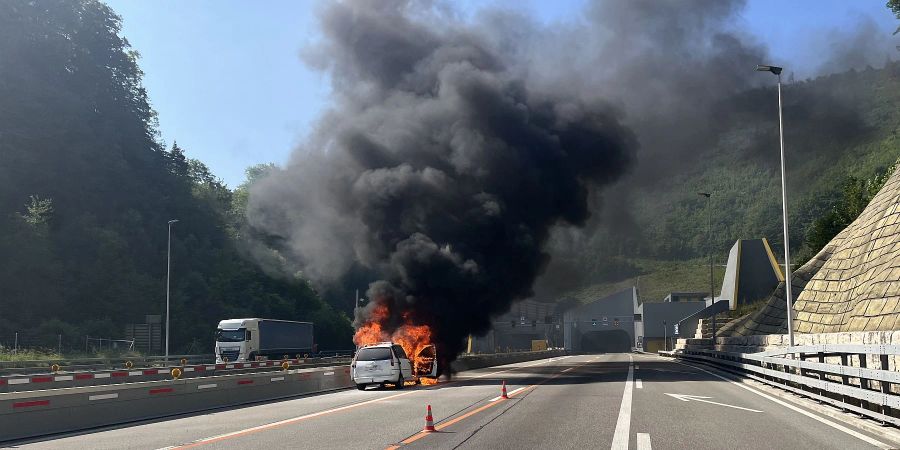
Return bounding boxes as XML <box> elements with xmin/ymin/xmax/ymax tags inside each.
<box><xmin>556</xmin><ymin>62</ymin><xmax>900</xmax><ymax>303</ymax></box>
<box><xmin>0</xmin><ymin>0</ymin><xmax>352</xmax><ymax>352</ymax></box>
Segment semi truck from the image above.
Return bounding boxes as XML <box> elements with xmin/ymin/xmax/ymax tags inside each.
<box><xmin>215</xmin><ymin>318</ymin><xmax>314</xmax><ymax>363</ymax></box>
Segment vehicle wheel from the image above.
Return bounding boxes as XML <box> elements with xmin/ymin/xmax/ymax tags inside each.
<box><xmin>356</xmin><ymin>384</ymin><xmax>367</xmax><ymax>391</ymax></box>
<box><xmin>395</xmin><ymin>373</ymin><xmax>405</xmax><ymax>390</ymax></box>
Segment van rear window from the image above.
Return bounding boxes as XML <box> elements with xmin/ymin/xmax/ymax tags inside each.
<box><xmin>355</xmin><ymin>347</ymin><xmax>393</xmax><ymax>361</ymax></box>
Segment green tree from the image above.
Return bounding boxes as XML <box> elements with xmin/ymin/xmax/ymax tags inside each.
<box><xmin>795</xmin><ymin>162</ymin><xmax>898</xmax><ymax>265</ymax></box>
<box><xmin>21</xmin><ymin>196</ymin><xmax>54</xmax><ymax>227</ymax></box>
<box><xmin>0</xmin><ymin>1</ymin><xmax>352</xmax><ymax>352</ymax></box>
<box><xmin>890</xmin><ymin>0</ymin><xmax>900</xmax><ymax>34</ymax></box>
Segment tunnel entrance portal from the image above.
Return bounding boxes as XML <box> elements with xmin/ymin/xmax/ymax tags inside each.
<box><xmin>579</xmin><ymin>329</ymin><xmax>632</xmax><ymax>353</ymax></box>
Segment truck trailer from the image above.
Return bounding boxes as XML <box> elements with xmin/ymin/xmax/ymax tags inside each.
<box><xmin>215</xmin><ymin>318</ymin><xmax>314</xmax><ymax>363</ymax></box>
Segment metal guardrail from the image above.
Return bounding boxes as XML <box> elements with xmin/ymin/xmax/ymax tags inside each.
<box><xmin>0</xmin><ymin>354</ymin><xmax>212</xmax><ymax>369</ymax></box>
<box><xmin>673</xmin><ymin>345</ymin><xmax>900</xmax><ymax>426</ymax></box>
<box><xmin>0</xmin><ymin>354</ymin><xmax>213</xmax><ymax>376</ymax></box>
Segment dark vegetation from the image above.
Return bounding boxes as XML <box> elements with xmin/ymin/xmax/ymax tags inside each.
<box><xmin>0</xmin><ymin>1</ymin><xmax>352</xmax><ymax>352</ymax></box>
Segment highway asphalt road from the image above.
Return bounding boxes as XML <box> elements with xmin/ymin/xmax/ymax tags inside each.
<box><xmin>7</xmin><ymin>353</ymin><xmax>898</xmax><ymax>450</ymax></box>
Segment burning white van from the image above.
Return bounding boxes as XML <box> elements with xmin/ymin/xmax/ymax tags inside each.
<box><xmin>351</xmin><ymin>342</ymin><xmax>438</xmax><ymax>390</ymax></box>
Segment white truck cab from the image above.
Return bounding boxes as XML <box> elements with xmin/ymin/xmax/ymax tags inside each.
<box><xmin>215</xmin><ymin>319</ymin><xmax>251</xmax><ymax>363</ymax></box>
<box><xmin>351</xmin><ymin>342</ymin><xmax>437</xmax><ymax>390</ymax></box>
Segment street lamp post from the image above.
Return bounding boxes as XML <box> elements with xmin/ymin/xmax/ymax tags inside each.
<box><xmin>698</xmin><ymin>192</ymin><xmax>715</xmax><ymax>340</ymax></box>
<box><xmin>756</xmin><ymin>64</ymin><xmax>795</xmax><ymax>348</ymax></box>
<box><xmin>663</xmin><ymin>320</ymin><xmax>667</xmax><ymax>352</ymax></box>
<box><xmin>166</xmin><ymin>219</ymin><xmax>179</xmax><ymax>361</ymax></box>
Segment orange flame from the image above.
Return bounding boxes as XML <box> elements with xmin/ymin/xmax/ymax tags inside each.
<box><xmin>354</xmin><ymin>304</ymin><xmax>437</xmax><ymax>380</ymax></box>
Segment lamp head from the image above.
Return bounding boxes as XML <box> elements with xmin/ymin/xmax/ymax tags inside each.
<box><xmin>168</xmin><ymin>219</ymin><xmax>179</xmax><ymax>224</ymax></box>
<box><xmin>756</xmin><ymin>64</ymin><xmax>783</xmax><ymax>75</ymax></box>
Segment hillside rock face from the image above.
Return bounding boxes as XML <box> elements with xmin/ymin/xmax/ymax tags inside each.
<box><xmin>724</xmin><ymin>165</ymin><xmax>900</xmax><ymax>336</ymax></box>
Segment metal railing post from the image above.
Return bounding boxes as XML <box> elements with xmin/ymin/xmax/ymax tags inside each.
<box><xmin>880</xmin><ymin>353</ymin><xmax>892</xmax><ymax>422</ymax></box>
<box><xmin>840</xmin><ymin>353</ymin><xmax>850</xmax><ymax>409</ymax></box>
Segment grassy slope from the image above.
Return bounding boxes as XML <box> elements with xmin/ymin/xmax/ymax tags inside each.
<box><xmin>568</xmin><ymin>258</ymin><xmax>727</xmax><ymax>304</ymax></box>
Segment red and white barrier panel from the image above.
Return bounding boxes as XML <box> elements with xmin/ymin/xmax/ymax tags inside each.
<box><xmin>0</xmin><ymin>359</ymin><xmax>309</xmax><ymax>389</ymax></box>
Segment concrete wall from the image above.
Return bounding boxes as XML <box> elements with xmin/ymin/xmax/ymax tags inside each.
<box><xmin>643</xmin><ymin>338</ymin><xmax>671</xmax><ymax>353</ymax></box>
<box><xmin>718</xmin><ymin>239</ymin><xmax>783</xmax><ymax>311</ymax></box>
<box><xmin>792</xmin><ymin>169</ymin><xmax>900</xmax><ymax>333</ymax></box>
<box><xmin>640</xmin><ymin>302</ymin><xmax>707</xmax><ymax>339</ymax></box>
<box><xmin>0</xmin><ymin>358</ymin><xmax>350</xmax><ymax>393</ymax></box>
<box><xmin>565</xmin><ymin>288</ymin><xmax>637</xmax><ymax>352</ymax></box>
<box><xmin>450</xmin><ymin>349</ymin><xmax>566</xmax><ymax>372</ymax></box>
<box><xmin>723</xmin><ymin>165</ymin><xmax>900</xmax><ymax>337</ymax></box>
<box><xmin>0</xmin><ymin>365</ymin><xmax>353</xmax><ymax>443</ymax></box>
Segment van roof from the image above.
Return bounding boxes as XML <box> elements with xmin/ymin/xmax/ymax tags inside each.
<box><xmin>360</xmin><ymin>342</ymin><xmax>395</xmax><ymax>348</ymax></box>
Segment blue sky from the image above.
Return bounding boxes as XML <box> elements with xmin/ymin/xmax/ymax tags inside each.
<box><xmin>106</xmin><ymin>0</ymin><xmax>898</xmax><ymax>187</ymax></box>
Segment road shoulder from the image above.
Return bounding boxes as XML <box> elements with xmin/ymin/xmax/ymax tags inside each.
<box><xmin>668</xmin><ymin>356</ymin><xmax>900</xmax><ymax>448</ymax></box>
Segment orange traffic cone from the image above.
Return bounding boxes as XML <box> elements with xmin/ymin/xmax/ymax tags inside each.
<box><xmin>501</xmin><ymin>380</ymin><xmax>509</xmax><ymax>399</ymax></box>
<box><xmin>424</xmin><ymin>404</ymin><xmax>436</xmax><ymax>432</ymax></box>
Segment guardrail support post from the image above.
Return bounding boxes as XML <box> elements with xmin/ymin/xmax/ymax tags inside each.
<box><xmin>859</xmin><ymin>353</ymin><xmax>870</xmax><ymax>412</ymax></box>
<box><xmin>816</xmin><ymin>351</ymin><xmax>826</xmax><ymax>401</ymax></box>
<box><xmin>799</xmin><ymin>351</ymin><xmax>808</xmax><ymax>388</ymax></box>
<box><xmin>840</xmin><ymin>353</ymin><xmax>850</xmax><ymax>409</ymax></box>
<box><xmin>880</xmin><ymin>353</ymin><xmax>892</xmax><ymax>423</ymax></box>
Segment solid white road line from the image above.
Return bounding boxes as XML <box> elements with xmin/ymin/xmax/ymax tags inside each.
<box><xmin>635</xmin><ymin>379</ymin><xmax>643</xmax><ymax>389</ymax></box>
<box><xmin>637</xmin><ymin>433</ymin><xmax>652</xmax><ymax>450</ymax></box>
<box><xmin>674</xmin><ymin>360</ymin><xmax>892</xmax><ymax>449</ymax></box>
<box><xmin>611</xmin><ymin>354</ymin><xmax>634</xmax><ymax>450</ymax></box>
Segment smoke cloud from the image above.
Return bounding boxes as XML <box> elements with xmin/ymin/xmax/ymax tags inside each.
<box><xmin>248</xmin><ymin>0</ymin><xmax>635</xmax><ymax>363</ymax></box>
<box><xmin>247</xmin><ymin>0</ymin><xmax>895</xmax><ymax>361</ymax></box>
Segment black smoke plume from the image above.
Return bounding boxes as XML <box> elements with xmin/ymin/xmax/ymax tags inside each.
<box><xmin>247</xmin><ymin>1</ymin><xmax>635</xmax><ymax>364</ymax></box>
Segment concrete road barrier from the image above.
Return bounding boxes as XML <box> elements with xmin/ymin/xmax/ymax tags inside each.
<box><xmin>0</xmin><ymin>358</ymin><xmax>352</xmax><ymax>393</ymax></box>
<box><xmin>0</xmin><ymin>365</ymin><xmax>354</xmax><ymax>443</ymax></box>
<box><xmin>452</xmin><ymin>349</ymin><xmax>567</xmax><ymax>372</ymax></box>
<box><xmin>0</xmin><ymin>350</ymin><xmax>564</xmax><ymax>443</ymax></box>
